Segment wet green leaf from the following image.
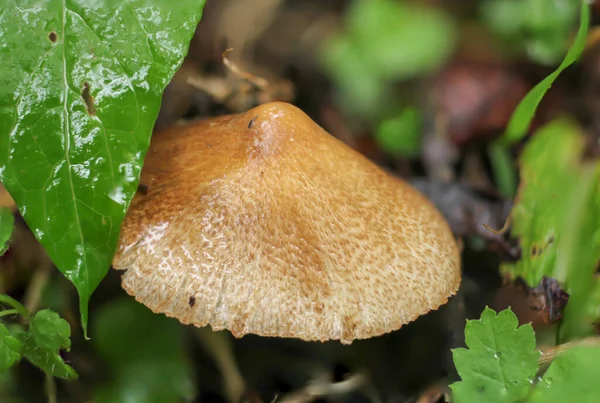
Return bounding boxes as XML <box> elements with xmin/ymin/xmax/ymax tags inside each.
<box><xmin>450</xmin><ymin>308</ymin><xmax>540</xmax><ymax>403</ymax></box>
<box><xmin>19</xmin><ymin>331</ymin><xmax>77</xmax><ymax>380</ymax></box>
<box><xmin>529</xmin><ymin>345</ymin><xmax>600</xmax><ymax>403</ymax></box>
<box><xmin>29</xmin><ymin>309</ymin><xmax>71</xmax><ymax>352</ymax></box>
<box><xmin>0</xmin><ymin>322</ymin><xmax>21</xmax><ymax>372</ymax></box>
<box><xmin>92</xmin><ymin>297</ymin><xmax>194</xmax><ymax>403</ymax></box>
<box><xmin>0</xmin><ymin>0</ymin><xmax>206</xmax><ymax>335</ymax></box>
<box><xmin>375</xmin><ymin>107</ymin><xmax>422</xmax><ymax>157</ymax></box>
<box><xmin>0</xmin><ymin>208</ymin><xmax>13</xmax><ymax>256</ymax></box>
<box><xmin>501</xmin><ymin>1</ymin><xmax>590</xmax><ymax>144</ymax></box>
<box><xmin>503</xmin><ymin>119</ymin><xmax>587</xmax><ymax>286</ymax></box>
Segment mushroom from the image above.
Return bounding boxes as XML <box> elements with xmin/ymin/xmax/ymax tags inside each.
<box><xmin>113</xmin><ymin>101</ymin><xmax>461</xmax><ymax>345</ymax></box>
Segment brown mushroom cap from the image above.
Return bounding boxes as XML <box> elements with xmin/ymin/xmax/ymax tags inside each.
<box><xmin>113</xmin><ymin>102</ymin><xmax>460</xmax><ymax>344</ymax></box>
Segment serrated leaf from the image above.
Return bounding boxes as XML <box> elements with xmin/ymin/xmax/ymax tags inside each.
<box><xmin>450</xmin><ymin>307</ymin><xmax>540</xmax><ymax>403</ymax></box>
<box><xmin>0</xmin><ymin>207</ymin><xmax>13</xmax><ymax>256</ymax></box>
<box><xmin>0</xmin><ymin>322</ymin><xmax>21</xmax><ymax>372</ymax></box>
<box><xmin>92</xmin><ymin>297</ymin><xmax>194</xmax><ymax>403</ymax></box>
<box><xmin>0</xmin><ymin>0</ymin><xmax>206</xmax><ymax>334</ymax></box>
<box><xmin>529</xmin><ymin>345</ymin><xmax>600</xmax><ymax>403</ymax></box>
<box><xmin>503</xmin><ymin>119</ymin><xmax>587</xmax><ymax>286</ymax></box>
<box><xmin>501</xmin><ymin>1</ymin><xmax>590</xmax><ymax>144</ymax></box>
<box><xmin>19</xmin><ymin>331</ymin><xmax>77</xmax><ymax>380</ymax></box>
<box><xmin>30</xmin><ymin>309</ymin><xmax>71</xmax><ymax>351</ymax></box>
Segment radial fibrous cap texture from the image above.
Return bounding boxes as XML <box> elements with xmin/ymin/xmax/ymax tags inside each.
<box><xmin>113</xmin><ymin>102</ymin><xmax>461</xmax><ymax>344</ymax></box>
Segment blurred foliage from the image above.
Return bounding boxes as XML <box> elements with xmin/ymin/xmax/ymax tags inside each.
<box><xmin>375</xmin><ymin>107</ymin><xmax>423</xmax><ymax>157</ymax></box>
<box><xmin>0</xmin><ymin>324</ymin><xmax>21</xmax><ymax>372</ymax></box>
<box><xmin>321</xmin><ymin>0</ymin><xmax>456</xmax><ymax>119</ymax></box>
<box><xmin>480</xmin><ymin>0</ymin><xmax>580</xmax><ymax>65</ymax></box>
<box><xmin>503</xmin><ymin>119</ymin><xmax>586</xmax><ymax>285</ymax></box>
<box><xmin>557</xmin><ymin>163</ymin><xmax>600</xmax><ymax>341</ymax></box>
<box><xmin>0</xmin><ymin>208</ymin><xmax>13</xmax><ymax>256</ymax></box>
<box><xmin>92</xmin><ymin>297</ymin><xmax>195</xmax><ymax>403</ymax></box>
<box><xmin>501</xmin><ymin>1</ymin><xmax>590</xmax><ymax>144</ymax></box>
<box><xmin>488</xmin><ymin>143</ymin><xmax>517</xmax><ymax>198</ymax></box>
<box><xmin>502</xmin><ymin>118</ymin><xmax>600</xmax><ymax>340</ymax></box>
<box><xmin>528</xmin><ymin>345</ymin><xmax>600</xmax><ymax>403</ymax></box>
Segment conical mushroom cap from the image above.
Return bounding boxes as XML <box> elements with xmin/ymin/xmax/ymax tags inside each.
<box><xmin>113</xmin><ymin>102</ymin><xmax>460</xmax><ymax>344</ymax></box>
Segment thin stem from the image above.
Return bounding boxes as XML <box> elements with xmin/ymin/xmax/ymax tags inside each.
<box><xmin>45</xmin><ymin>372</ymin><xmax>57</xmax><ymax>403</ymax></box>
<box><xmin>23</xmin><ymin>256</ymin><xmax>52</xmax><ymax>313</ymax></box>
<box><xmin>195</xmin><ymin>327</ymin><xmax>246</xmax><ymax>403</ymax></box>
<box><xmin>0</xmin><ymin>294</ymin><xmax>29</xmax><ymax>319</ymax></box>
<box><xmin>0</xmin><ymin>308</ymin><xmax>19</xmax><ymax>318</ymax></box>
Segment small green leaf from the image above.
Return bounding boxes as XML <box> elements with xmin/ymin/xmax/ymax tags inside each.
<box><xmin>503</xmin><ymin>119</ymin><xmax>586</xmax><ymax>286</ymax></box>
<box><xmin>19</xmin><ymin>331</ymin><xmax>77</xmax><ymax>380</ymax></box>
<box><xmin>375</xmin><ymin>107</ymin><xmax>422</xmax><ymax>157</ymax></box>
<box><xmin>0</xmin><ymin>322</ymin><xmax>21</xmax><ymax>372</ymax></box>
<box><xmin>92</xmin><ymin>297</ymin><xmax>194</xmax><ymax>403</ymax></box>
<box><xmin>450</xmin><ymin>307</ymin><xmax>540</xmax><ymax>403</ymax></box>
<box><xmin>0</xmin><ymin>0</ymin><xmax>207</xmax><ymax>335</ymax></box>
<box><xmin>0</xmin><ymin>207</ymin><xmax>14</xmax><ymax>256</ymax></box>
<box><xmin>30</xmin><ymin>309</ymin><xmax>71</xmax><ymax>351</ymax></box>
<box><xmin>501</xmin><ymin>1</ymin><xmax>590</xmax><ymax>144</ymax></box>
<box><xmin>529</xmin><ymin>345</ymin><xmax>600</xmax><ymax>402</ymax></box>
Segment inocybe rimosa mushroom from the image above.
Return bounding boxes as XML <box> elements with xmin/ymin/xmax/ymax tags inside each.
<box><xmin>113</xmin><ymin>102</ymin><xmax>461</xmax><ymax>345</ymax></box>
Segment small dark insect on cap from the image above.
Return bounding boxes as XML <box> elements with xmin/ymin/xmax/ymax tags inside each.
<box><xmin>188</xmin><ymin>296</ymin><xmax>196</xmax><ymax>307</ymax></box>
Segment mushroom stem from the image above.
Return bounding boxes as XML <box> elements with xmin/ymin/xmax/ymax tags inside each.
<box><xmin>277</xmin><ymin>372</ymin><xmax>380</xmax><ymax>403</ymax></box>
<box><xmin>194</xmin><ymin>327</ymin><xmax>246</xmax><ymax>403</ymax></box>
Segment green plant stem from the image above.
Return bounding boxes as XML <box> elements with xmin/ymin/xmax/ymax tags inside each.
<box><xmin>0</xmin><ymin>308</ymin><xmax>19</xmax><ymax>317</ymax></box>
<box><xmin>0</xmin><ymin>294</ymin><xmax>29</xmax><ymax>319</ymax></box>
<box><xmin>23</xmin><ymin>256</ymin><xmax>52</xmax><ymax>313</ymax></box>
<box><xmin>45</xmin><ymin>372</ymin><xmax>57</xmax><ymax>403</ymax></box>
<box><xmin>488</xmin><ymin>141</ymin><xmax>517</xmax><ymax>198</ymax></box>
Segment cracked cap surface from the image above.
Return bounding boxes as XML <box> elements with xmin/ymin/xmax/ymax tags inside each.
<box><xmin>112</xmin><ymin>101</ymin><xmax>461</xmax><ymax>344</ymax></box>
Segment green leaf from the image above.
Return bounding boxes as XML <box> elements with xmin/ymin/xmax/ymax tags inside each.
<box><xmin>92</xmin><ymin>297</ymin><xmax>194</xmax><ymax>403</ymax></box>
<box><xmin>321</xmin><ymin>0</ymin><xmax>455</xmax><ymax>117</ymax></box>
<box><xmin>0</xmin><ymin>1</ymin><xmax>207</xmax><ymax>335</ymax></box>
<box><xmin>503</xmin><ymin>119</ymin><xmax>587</xmax><ymax>286</ymax></box>
<box><xmin>29</xmin><ymin>309</ymin><xmax>71</xmax><ymax>351</ymax></box>
<box><xmin>375</xmin><ymin>107</ymin><xmax>422</xmax><ymax>157</ymax></box>
<box><xmin>481</xmin><ymin>0</ymin><xmax>580</xmax><ymax>65</ymax></box>
<box><xmin>0</xmin><ymin>208</ymin><xmax>13</xmax><ymax>256</ymax></box>
<box><xmin>19</xmin><ymin>331</ymin><xmax>77</xmax><ymax>380</ymax></box>
<box><xmin>501</xmin><ymin>1</ymin><xmax>590</xmax><ymax>144</ymax></box>
<box><xmin>529</xmin><ymin>345</ymin><xmax>600</xmax><ymax>403</ymax></box>
<box><xmin>0</xmin><ymin>322</ymin><xmax>21</xmax><ymax>372</ymax></box>
<box><xmin>556</xmin><ymin>163</ymin><xmax>600</xmax><ymax>340</ymax></box>
<box><xmin>450</xmin><ymin>307</ymin><xmax>540</xmax><ymax>403</ymax></box>
<box><xmin>346</xmin><ymin>0</ymin><xmax>456</xmax><ymax>79</ymax></box>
